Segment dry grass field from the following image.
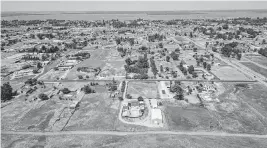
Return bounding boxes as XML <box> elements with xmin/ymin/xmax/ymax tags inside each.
<box><xmin>2</xmin><ymin>134</ymin><xmax>267</xmax><ymax>148</ymax></box>
<box><xmin>63</xmin><ymin>93</ymin><xmax>119</xmax><ymax>131</ymax></box>
<box><xmin>211</xmin><ymin>66</ymin><xmax>251</xmax><ymax>80</ymax></box>
<box><xmin>240</xmin><ymin>62</ymin><xmax>267</xmax><ymax>78</ymax></box>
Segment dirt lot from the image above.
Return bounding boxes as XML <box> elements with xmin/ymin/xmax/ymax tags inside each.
<box><xmin>240</xmin><ymin>62</ymin><xmax>267</xmax><ymax>78</ymax></box>
<box><xmin>3</xmin><ymin>134</ymin><xmax>267</xmax><ymax>148</ymax></box>
<box><xmin>63</xmin><ymin>93</ymin><xmax>119</xmax><ymax>131</ymax></box>
<box><xmin>127</xmin><ymin>81</ymin><xmax>159</xmax><ymax>99</ymax></box>
<box><xmin>211</xmin><ymin>66</ymin><xmax>251</xmax><ymax>80</ymax></box>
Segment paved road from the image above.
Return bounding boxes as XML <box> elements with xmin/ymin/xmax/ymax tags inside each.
<box><xmin>40</xmin><ymin>79</ymin><xmax>256</xmax><ymax>83</ymax></box>
<box><xmin>2</xmin><ymin>130</ymin><xmax>267</xmax><ymax>139</ymax></box>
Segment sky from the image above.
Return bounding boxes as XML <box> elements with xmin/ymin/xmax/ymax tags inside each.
<box><xmin>2</xmin><ymin>1</ymin><xmax>267</xmax><ymax>12</ymax></box>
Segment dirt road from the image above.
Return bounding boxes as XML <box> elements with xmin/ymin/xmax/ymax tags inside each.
<box><xmin>2</xmin><ymin>130</ymin><xmax>267</xmax><ymax>139</ymax></box>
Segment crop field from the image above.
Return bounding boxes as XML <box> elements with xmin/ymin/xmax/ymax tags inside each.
<box><xmin>165</xmin><ymin>105</ymin><xmax>219</xmax><ymax>131</ymax></box>
<box><xmin>246</xmin><ymin>55</ymin><xmax>267</xmax><ymax>67</ymax></box>
<box><xmin>211</xmin><ymin>66</ymin><xmax>251</xmax><ymax>80</ymax></box>
<box><xmin>3</xmin><ymin>134</ymin><xmax>267</xmax><ymax>148</ymax></box>
<box><xmin>240</xmin><ymin>62</ymin><xmax>267</xmax><ymax>78</ymax></box>
<box><xmin>127</xmin><ymin>81</ymin><xmax>158</xmax><ymax>99</ymax></box>
<box><xmin>63</xmin><ymin>93</ymin><xmax>119</xmax><ymax>131</ymax></box>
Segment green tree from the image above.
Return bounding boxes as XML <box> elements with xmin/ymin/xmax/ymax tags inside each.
<box><xmin>203</xmin><ymin>62</ymin><xmax>207</xmax><ymax>69</ymax></box>
<box><xmin>82</xmin><ymin>85</ymin><xmax>95</xmax><ymax>94</ymax></box>
<box><xmin>138</xmin><ymin>96</ymin><xmax>144</xmax><ymax>101</ymax></box>
<box><xmin>33</xmin><ymin>69</ymin><xmax>38</xmax><ymax>74</ymax></box>
<box><xmin>188</xmin><ymin>65</ymin><xmax>194</xmax><ymax>74</ymax></box>
<box><xmin>37</xmin><ymin>62</ymin><xmax>42</xmax><ymax>69</ymax></box>
<box><xmin>160</xmin><ymin>65</ymin><xmax>164</xmax><ymax>72</ymax></box>
<box><xmin>190</xmin><ymin>32</ymin><xmax>193</xmax><ymax>38</ymax></box>
<box><xmin>1</xmin><ymin>82</ymin><xmax>13</xmax><ymax>101</ymax></box>
<box><xmin>38</xmin><ymin>93</ymin><xmax>49</xmax><ymax>100</ymax></box>
<box><xmin>192</xmin><ymin>72</ymin><xmax>198</xmax><ymax>78</ymax></box>
<box><xmin>25</xmin><ymin>78</ymin><xmax>37</xmax><ymax>86</ymax></box>
<box><xmin>159</xmin><ymin>43</ymin><xmax>163</xmax><ymax>48</ymax></box>
<box><xmin>61</xmin><ymin>88</ymin><xmax>71</xmax><ymax>94</ymax></box>
<box><xmin>166</xmin><ymin>56</ymin><xmax>170</xmax><ymax>62</ymax></box>
<box><xmin>237</xmin><ymin>53</ymin><xmax>242</xmax><ymax>60</ymax></box>
<box><xmin>207</xmin><ymin>64</ymin><xmax>211</xmax><ymax>71</ymax></box>
<box><xmin>78</xmin><ymin>75</ymin><xmax>83</xmax><ymax>79</ymax></box>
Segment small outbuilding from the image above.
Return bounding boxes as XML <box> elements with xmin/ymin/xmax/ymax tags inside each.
<box><xmin>150</xmin><ymin>99</ymin><xmax>158</xmax><ymax>108</ymax></box>
<box><xmin>151</xmin><ymin>109</ymin><xmax>163</xmax><ymax>125</ymax></box>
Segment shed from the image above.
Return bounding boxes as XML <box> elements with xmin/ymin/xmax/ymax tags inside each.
<box><xmin>151</xmin><ymin>109</ymin><xmax>163</xmax><ymax>125</ymax></box>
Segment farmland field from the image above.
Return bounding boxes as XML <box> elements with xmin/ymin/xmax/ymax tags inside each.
<box><xmin>240</xmin><ymin>62</ymin><xmax>267</xmax><ymax>78</ymax></box>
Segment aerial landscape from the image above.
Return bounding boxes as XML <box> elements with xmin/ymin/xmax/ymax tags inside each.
<box><xmin>1</xmin><ymin>1</ymin><xmax>267</xmax><ymax>148</ymax></box>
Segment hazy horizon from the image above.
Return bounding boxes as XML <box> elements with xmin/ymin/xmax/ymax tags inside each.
<box><xmin>2</xmin><ymin>1</ymin><xmax>267</xmax><ymax>12</ymax></box>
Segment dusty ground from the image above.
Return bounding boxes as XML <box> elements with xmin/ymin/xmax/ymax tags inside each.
<box><xmin>2</xmin><ymin>134</ymin><xmax>267</xmax><ymax>148</ymax></box>
<box><xmin>127</xmin><ymin>81</ymin><xmax>158</xmax><ymax>99</ymax></box>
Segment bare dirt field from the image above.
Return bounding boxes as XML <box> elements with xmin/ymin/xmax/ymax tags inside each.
<box><xmin>240</xmin><ymin>62</ymin><xmax>267</xmax><ymax>78</ymax></box>
<box><xmin>127</xmin><ymin>81</ymin><xmax>158</xmax><ymax>99</ymax></box>
<box><xmin>2</xmin><ymin>134</ymin><xmax>267</xmax><ymax>148</ymax></box>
